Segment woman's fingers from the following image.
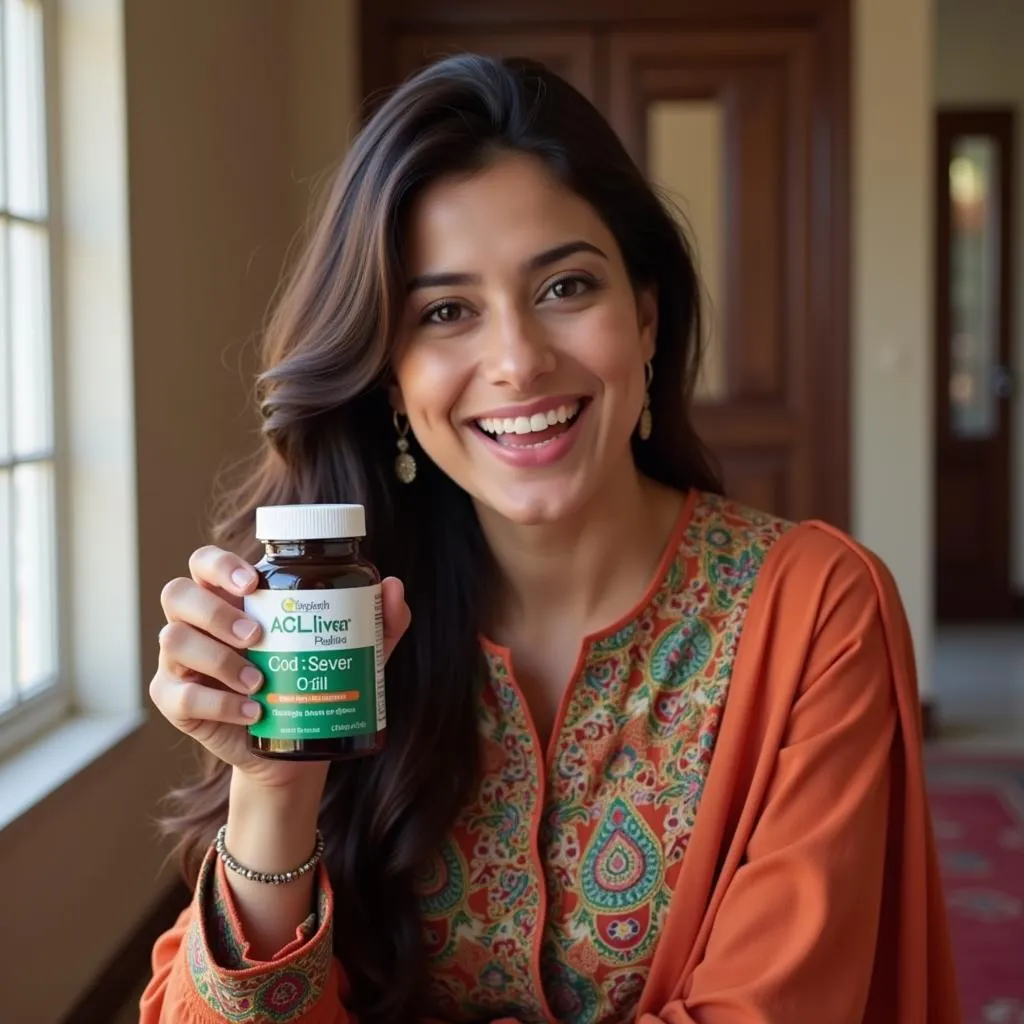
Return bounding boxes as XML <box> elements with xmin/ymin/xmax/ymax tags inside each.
<box><xmin>157</xmin><ymin>620</ymin><xmax>264</xmax><ymax>695</ymax></box>
<box><xmin>163</xmin><ymin>555</ymin><xmax>407</xmax><ymax>692</ymax></box>
<box><xmin>188</xmin><ymin>544</ymin><xmax>260</xmax><ymax>602</ymax></box>
<box><xmin>160</xmin><ymin>575</ymin><xmax>261</xmax><ymax>649</ymax></box>
<box><xmin>149</xmin><ymin>671</ymin><xmax>261</xmax><ymax>731</ymax></box>
<box><xmin>380</xmin><ymin>576</ymin><xmax>412</xmax><ymax>663</ymax></box>
<box><xmin>148</xmin><ymin>546</ymin><xmax>267</xmax><ymax>765</ymax></box>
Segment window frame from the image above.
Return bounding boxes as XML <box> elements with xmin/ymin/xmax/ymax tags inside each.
<box><xmin>0</xmin><ymin>0</ymin><xmax>72</xmax><ymax>759</ymax></box>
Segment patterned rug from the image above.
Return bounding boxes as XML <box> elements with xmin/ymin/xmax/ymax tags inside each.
<box><xmin>926</xmin><ymin>751</ymin><xmax>1024</xmax><ymax>1023</ymax></box>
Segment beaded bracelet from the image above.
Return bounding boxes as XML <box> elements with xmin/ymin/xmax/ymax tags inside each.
<box><xmin>215</xmin><ymin>824</ymin><xmax>325</xmax><ymax>885</ymax></box>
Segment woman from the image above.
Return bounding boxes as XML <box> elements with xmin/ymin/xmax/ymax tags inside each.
<box><xmin>142</xmin><ymin>54</ymin><xmax>958</xmax><ymax>1024</ymax></box>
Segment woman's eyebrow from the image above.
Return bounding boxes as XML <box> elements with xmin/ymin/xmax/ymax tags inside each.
<box><xmin>407</xmin><ymin>240</ymin><xmax>608</xmax><ymax>293</ymax></box>
<box><xmin>527</xmin><ymin>240</ymin><xmax>608</xmax><ymax>271</ymax></box>
<box><xmin>407</xmin><ymin>270</ymin><xmax>480</xmax><ymax>293</ymax></box>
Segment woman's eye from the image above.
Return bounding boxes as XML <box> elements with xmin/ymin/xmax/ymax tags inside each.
<box><xmin>544</xmin><ymin>275</ymin><xmax>593</xmax><ymax>301</ymax></box>
<box><xmin>423</xmin><ymin>301</ymin><xmax>464</xmax><ymax>325</ymax></box>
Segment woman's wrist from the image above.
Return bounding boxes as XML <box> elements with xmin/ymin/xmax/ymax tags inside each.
<box><xmin>226</xmin><ymin>767</ymin><xmax>326</xmax><ymax>875</ymax></box>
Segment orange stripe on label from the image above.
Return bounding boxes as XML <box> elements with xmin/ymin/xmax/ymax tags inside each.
<box><xmin>266</xmin><ymin>692</ymin><xmax>360</xmax><ymax>704</ymax></box>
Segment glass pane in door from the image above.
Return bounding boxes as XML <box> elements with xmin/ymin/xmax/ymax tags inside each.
<box><xmin>948</xmin><ymin>136</ymin><xmax>1000</xmax><ymax>439</ymax></box>
<box><xmin>647</xmin><ymin>100</ymin><xmax>726</xmax><ymax>402</ymax></box>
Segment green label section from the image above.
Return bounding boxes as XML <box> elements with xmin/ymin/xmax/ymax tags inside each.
<box><xmin>246</xmin><ymin>647</ymin><xmax>377</xmax><ymax>740</ymax></box>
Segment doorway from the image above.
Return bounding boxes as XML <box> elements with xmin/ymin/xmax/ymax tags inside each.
<box><xmin>934</xmin><ymin>108</ymin><xmax>1016</xmax><ymax>621</ymax></box>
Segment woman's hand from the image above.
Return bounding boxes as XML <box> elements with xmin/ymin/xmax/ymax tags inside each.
<box><xmin>149</xmin><ymin>545</ymin><xmax>410</xmax><ymax>795</ymax></box>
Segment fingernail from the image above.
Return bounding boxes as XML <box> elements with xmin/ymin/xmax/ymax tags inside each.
<box><xmin>232</xmin><ymin>568</ymin><xmax>255</xmax><ymax>590</ymax></box>
<box><xmin>232</xmin><ymin>619</ymin><xmax>259</xmax><ymax>643</ymax></box>
<box><xmin>240</xmin><ymin>666</ymin><xmax>263</xmax><ymax>692</ymax></box>
<box><xmin>241</xmin><ymin>700</ymin><xmax>261</xmax><ymax>720</ymax></box>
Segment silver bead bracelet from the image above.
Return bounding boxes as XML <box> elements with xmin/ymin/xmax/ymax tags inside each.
<box><xmin>214</xmin><ymin>824</ymin><xmax>325</xmax><ymax>885</ymax></box>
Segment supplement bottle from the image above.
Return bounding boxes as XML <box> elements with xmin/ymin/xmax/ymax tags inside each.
<box><xmin>243</xmin><ymin>504</ymin><xmax>386</xmax><ymax>760</ymax></box>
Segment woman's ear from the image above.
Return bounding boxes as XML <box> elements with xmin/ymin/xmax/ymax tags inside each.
<box><xmin>637</xmin><ymin>286</ymin><xmax>658</xmax><ymax>363</ymax></box>
<box><xmin>389</xmin><ymin>384</ymin><xmax>407</xmax><ymax>417</ymax></box>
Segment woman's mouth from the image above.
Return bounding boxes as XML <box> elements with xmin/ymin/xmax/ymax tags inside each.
<box><xmin>474</xmin><ymin>399</ymin><xmax>586</xmax><ymax>449</ymax></box>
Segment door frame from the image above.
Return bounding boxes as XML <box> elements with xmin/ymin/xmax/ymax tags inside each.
<box><xmin>934</xmin><ymin>107</ymin><xmax>1016</xmax><ymax>620</ymax></box>
<box><xmin>360</xmin><ymin>0</ymin><xmax>851</xmax><ymax>530</ymax></box>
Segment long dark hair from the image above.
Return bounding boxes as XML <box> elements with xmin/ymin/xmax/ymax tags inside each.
<box><xmin>163</xmin><ymin>53</ymin><xmax>720</xmax><ymax>1023</ymax></box>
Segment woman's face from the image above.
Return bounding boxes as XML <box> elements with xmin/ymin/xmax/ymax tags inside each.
<box><xmin>391</xmin><ymin>152</ymin><xmax>656</xmax><ymax>526</ymax></box>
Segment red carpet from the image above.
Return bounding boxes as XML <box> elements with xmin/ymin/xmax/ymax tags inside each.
<box><xmin>926</xmin><ymin>751</ymin><xmax>1024</xmax><ymax>1023</ymax></box>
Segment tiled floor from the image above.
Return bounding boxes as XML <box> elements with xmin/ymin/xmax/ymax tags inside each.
<box><xmin>931</xmin><ymin>626</ymin><xmax>1024</xmax><ymax>750</ymax></box>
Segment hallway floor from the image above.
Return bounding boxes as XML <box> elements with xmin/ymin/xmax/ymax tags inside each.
<box><xmin>932</xmin><ymin>626</ymin><xmax>1024</xmax><ymax>750</ymax></box>
<box><xmin>926</xmin><ymin>750</ymin><xmax>1024</xmax><ymax>1022</ymax></box>
<box><xmin>928</xmin><ymin>627</ymin><xmax>1024</xmax><ymax>1022</ymax></box>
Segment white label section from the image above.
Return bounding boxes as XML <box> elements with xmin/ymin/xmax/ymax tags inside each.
<box><xmin>244</xmin><ymin>585</ymin><xmax>382</xmax><ymax>654</ymax></box>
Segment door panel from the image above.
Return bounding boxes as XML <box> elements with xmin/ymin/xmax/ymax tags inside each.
<box><xmin>608</xmin><ymin>31</ymin><xmax>819</xmax><ymax>519</ymax></box>
<box><xmin>647</xmin><ymin>99</ymin><xmax>727</xmax><ymax>402</ymax></box>
<box><xmin>395</xmin><ymin>32</ymin><xmax>598</xmax><ymax>103</ymax></box>
<box><xmin>934</xmin><ymin>109</ymin><xmax>1016</xmax><ymax>620</ymax></box>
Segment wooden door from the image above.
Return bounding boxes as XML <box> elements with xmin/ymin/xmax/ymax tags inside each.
<box><xmin>606</xmin><ymin>29</ymin><xmax>840</xmax><ymax>520</ymax></box>
<box><xmin>362</xmin><ymin>1</ymin><xmax>850</xmax><ymax>527</ymax></box>
<box><xmin>934</xmin><ymin>109</ymin><xmax>1016</xmax><ymax>620</ymax></box>
<box><xmin>394</xmin><ymin>32</ymin><xmax>598</xmax><ymax>103</ymax></box>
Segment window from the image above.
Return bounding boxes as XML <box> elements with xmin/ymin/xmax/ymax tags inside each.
<box><xmin>0</xmin><ymin>0</ymin><xmax>62</xmax><ymax>735</ymax></box>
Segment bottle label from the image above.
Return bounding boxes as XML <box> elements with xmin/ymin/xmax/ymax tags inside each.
<box><xmin>243</xmin><ymin>585</ymin><xmax>384</xmax><ymax>741</ymax></box>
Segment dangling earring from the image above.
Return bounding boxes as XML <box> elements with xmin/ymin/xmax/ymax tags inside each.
<box><xmin>393</xmin><ymin>410</ymin><xmax>417</xmax><ymax>483</ymax></box>
<box><xmin>638</xmin><ymin>360</ymin><xmax>653</xmax><ymax>441</ymax></box>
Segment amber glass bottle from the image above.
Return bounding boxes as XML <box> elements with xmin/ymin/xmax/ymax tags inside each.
<box><xmin>243</xmin><ymin>504</ymin><xmax>386</xmax><ymax>761</ymax></box>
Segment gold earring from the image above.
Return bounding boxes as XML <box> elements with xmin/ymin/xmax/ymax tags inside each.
<box><xmin>638</xmin><ymin>361</ymin><xmax>653</xmax><ymax>441</ymax></box>
<box><xmin>393</xmin><ymin>411</ymin><xmax>417</xmax><ymax>483</ymax></box>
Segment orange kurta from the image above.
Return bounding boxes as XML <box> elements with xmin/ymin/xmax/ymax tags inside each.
<box><xmin>142</xmin><ymin>494</ymin><xmax>960</xmax><ymax>1024</ymax></box>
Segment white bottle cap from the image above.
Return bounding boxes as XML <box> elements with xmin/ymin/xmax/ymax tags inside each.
<box><xmin>255</xmin><ymin>504</ymin><xmax>366</xmax><ymax>541</ymax></box>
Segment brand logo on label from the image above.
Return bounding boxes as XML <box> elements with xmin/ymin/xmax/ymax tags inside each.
<box><xmin>269</xmin><ymin>596</ymin><xmax>353</xmax><ymax>636</ymax></box>
<box><xmin>281</xmin><ymin>596</ymin><xmax>330</xmax><ymax>613</ymax></box>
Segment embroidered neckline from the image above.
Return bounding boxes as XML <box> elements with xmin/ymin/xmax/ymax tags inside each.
<box><xmin>480</xmin><ymin>488</ymin><xmax>698</xmax><ymax>766</ymax></box>
<box><xmin>479</xmin><ymin>488</ymin><xmax>698</xmax><ymax>662</ymax></box>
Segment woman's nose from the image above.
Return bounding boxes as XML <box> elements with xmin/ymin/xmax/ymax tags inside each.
<box><xmin>482</xmin><ymin>307</ymin><xmax>557</xmax><ymax>392</ymax></box>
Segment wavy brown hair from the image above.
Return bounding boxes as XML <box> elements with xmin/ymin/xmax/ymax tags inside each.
<box><xmin>162</xmin><ymin>53</ymin><xmax>721</xmax><ymax>1023</ymax></box>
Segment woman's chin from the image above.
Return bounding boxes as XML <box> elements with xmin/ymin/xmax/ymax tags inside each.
<box><xmin>474</xmin><ymin>480</ymin><xmax>591</xmax><ymax>528</ymax></box>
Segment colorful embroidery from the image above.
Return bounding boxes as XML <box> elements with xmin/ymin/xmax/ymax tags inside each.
<box><xmin>417</xmin><ymin>493</ymin><xmax>792</xmax><ymax>1023</ymax></box>
<box><xmin>416</xmin><ymin>649</ymin><xmax>550</xmax><ymax>1023</ymax></box>
<box><xmin>540</xmin><ymin>494</ymin><xmax>790</xmax><ymax>1020</ymax></box>
<box><xmin>187</xmin><ymin>847</ymin><xmax>333</xmax><ymax>1023</ymax></box>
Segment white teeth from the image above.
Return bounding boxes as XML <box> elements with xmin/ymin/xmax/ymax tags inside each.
<box><xmin>476</xmin><ymin>400</ymin><xmax>581</xmax><ymax>437</ymax></box>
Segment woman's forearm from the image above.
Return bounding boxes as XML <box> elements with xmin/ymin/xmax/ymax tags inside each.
<box><xmin>222</xmin><ymin>766</ymin><xmax>328</xmax><ymax>960</ymax></box>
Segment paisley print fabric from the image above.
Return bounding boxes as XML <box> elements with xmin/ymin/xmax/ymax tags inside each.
<box><xmin>415</xmin><ymin>649</ymin><xmax>550</xmax><ymax>1023</ymax></box>
<box><xmin>417</xmin><ymin>493</ymin><xmax>791</xmax><ymax>1023</ymax></box>
<box><xmin>189</xmin><ymin>849</ymin><xmax>333</xmax><ymax>1023</ymax></box>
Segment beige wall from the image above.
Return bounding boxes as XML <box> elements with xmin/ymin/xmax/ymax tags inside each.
<box><xmin>935</xmin><ymin>0</ymin><xmax>1024</xmax><ymax>588</ymax></box>
<box><xmin>287</xmin><ymin>0</ymin><xmax>361</xmax><ymax>229</ymax></box>
<box><xmin>853</xmin><ymin>0</ymin><xmax>934</xmax><ymax>689</ymax></box>
<box><xmin>0</xmin><ymin>1</ymin><xmax>355</xmax><ymax>1019</ymax></box>
<box><xmin>1</xmin><ymin>0</ymin><xmax>936</xmax><ymax>1017</ymax></box>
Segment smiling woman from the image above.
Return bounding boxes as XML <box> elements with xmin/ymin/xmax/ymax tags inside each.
<box><xmin>142</xmin><ymin>54</ymin><xmax>958</xmax><ymax>1024</ymax></box>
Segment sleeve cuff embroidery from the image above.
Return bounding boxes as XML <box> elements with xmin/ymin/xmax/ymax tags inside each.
<box><xmin>185</xmin><ymin>844</ymin><xmax>334</xmax><ymax>1022</ymax></box>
